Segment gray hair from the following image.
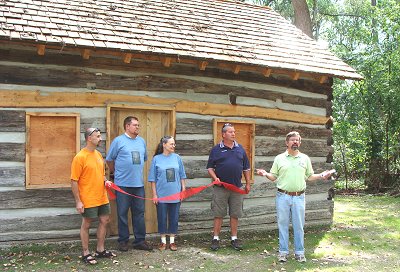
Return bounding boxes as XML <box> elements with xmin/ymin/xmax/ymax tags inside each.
<box><xmin>285</xmin><ymin>131</ymin><xmax>301</xmax><ymax>142</ymax></box>
<box><xmin>221</xmin><ymin>123</ymin><xmax>234</xmax><ymax>133</ymax></box>
<box><xmin>154</xmin><ymin>136</ymin><xmax>174</xmax><ymax>156</ymax></box>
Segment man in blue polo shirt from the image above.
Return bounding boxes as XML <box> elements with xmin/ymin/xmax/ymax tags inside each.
<box><xmin>106</xmin><ymin>116</ymin><xmax>152</xmax><ymax>252</ymax></box>
<box><xmin>207</xmin><ymin>123</ymin><xmax>251</xmax><ymax>251</ymax></box>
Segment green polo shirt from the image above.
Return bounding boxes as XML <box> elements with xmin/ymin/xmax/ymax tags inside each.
<box><xmin>270</xmin><ymin>151</ymin><xmax>314</xmax><ymax>192</ymax></box>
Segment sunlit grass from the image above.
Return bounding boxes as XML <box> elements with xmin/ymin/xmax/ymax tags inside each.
<box><xmin>335</xmin><ymin>179</ymin><xmax>367</xmax><ymax>190</ymax></box>
<box><xmin>309</xmin><ymin>195</ymin><xmax>400</xmax><ymax>271</ymax></box>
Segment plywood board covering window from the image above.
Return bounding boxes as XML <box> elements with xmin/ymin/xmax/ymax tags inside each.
<box><xmin>26</xmin><ymin>113</ymin><xmax>80</xmax><ymax>189</ymax></box>
<box><xmin>213</xmin><ymin>119</ymin><xmax>255</xmax><ymax>182</ymax></box>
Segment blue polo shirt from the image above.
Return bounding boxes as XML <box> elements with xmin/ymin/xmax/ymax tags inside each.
<box><xmin>106</xmin><ymin>134</ymin><xmax>147</xmax><ymax>187</ymax></box>
<box><xmin>206</xmin><ymin>141</ymin><xmax>250</xmax><ymax>188</ymax></box>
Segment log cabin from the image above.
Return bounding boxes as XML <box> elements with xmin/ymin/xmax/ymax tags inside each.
<box><xmin>0</xmin><ymin>0</ymin><xmax>361</xmax><ymax>242</ymax></box>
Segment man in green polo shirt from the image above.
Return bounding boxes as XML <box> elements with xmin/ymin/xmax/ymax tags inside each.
<box><xmin>256</xmin><ymin>131</ymin><xmax>334</xmax><ymax>263</ymax></box>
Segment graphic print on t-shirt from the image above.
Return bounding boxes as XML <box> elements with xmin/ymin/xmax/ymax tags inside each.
<box><xmin>131</xmin><ymin>151</ymin><xmax>141</xmax><ymax>164</ymax></box>
<box><xmin>166</xmin><ymin>168</ymin><xmax>175</xmax><ymax>182</ymax></box>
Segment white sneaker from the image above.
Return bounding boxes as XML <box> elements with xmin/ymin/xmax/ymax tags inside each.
<box><xmin>278</xmin><ymin>253</ymin><xmax>288</xmax><ymax>262</ymax></box>
<box><xmin>295</xmin><ymin>254</ymin><xmax>307</xmax><ymax>263</ymax></box>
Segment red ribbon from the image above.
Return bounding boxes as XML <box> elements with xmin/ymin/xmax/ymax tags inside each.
<box><xmin>106</xmin><ymin>181</ymin><xmax>248</xmax><ymax>201</ymax></box>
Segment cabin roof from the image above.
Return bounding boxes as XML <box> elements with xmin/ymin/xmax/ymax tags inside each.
<box><xmin>0</xmin><ymin>0</ymin><xmax>362</xmax><ymax>80</ymax></box>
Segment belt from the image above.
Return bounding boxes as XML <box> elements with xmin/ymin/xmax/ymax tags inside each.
<box><xmin>277</xmin><ymin>188</ymin><xmax>305</xmax><ymax>196</ymax></box>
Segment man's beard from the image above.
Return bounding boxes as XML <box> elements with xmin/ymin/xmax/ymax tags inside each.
<box><xmin>291</xmin><ymin>145</ymin><xmax>298</xmax><ymax>150</ymax></box>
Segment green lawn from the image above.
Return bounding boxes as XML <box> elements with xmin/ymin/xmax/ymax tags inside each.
<box><xmin>1</xmin><ymin>195</ymin><xmax>399</xmax><ymax>271</ymax></box>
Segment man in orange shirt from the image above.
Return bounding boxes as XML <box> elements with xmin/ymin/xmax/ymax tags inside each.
<box><xmin>71</xmin><ymin>128</ymin><xmax>116</xmax><ymax>265</ymax></box>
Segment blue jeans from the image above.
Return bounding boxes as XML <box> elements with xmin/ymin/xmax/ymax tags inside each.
<box><xmin>156</xmin><ymin>202</ymin><xmax>181</xmax><ymax>234</ymax></box>
<box><xmin>116</xmin><ymin>186</ymin><xmax>146</xmax><ymax>245</ymax></box>
<box><xmin>276</xmin><ymin>191</ymin><xmax>305</xmax><ymax>255</ymax></box>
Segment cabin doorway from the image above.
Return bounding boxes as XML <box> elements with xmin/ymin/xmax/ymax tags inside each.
<box><xmin>106</xmin><ymin>105</ymin><xmax>175</xmax><ymax>235</ymax></box>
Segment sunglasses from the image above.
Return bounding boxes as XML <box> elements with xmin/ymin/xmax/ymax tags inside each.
<box><xmin>88</xmin><ymin>128</ymin><xmax>100</xmax><ymax>136</ymax></box>
<box><xmin>223</xmin><ymin>123</ymin><xmax>233</xmax><ymax>128</ymax></box>
<box><xmin>221</xmin><ymin>123</ymin><xmax>234</xmax><ymax>132</ymax></box>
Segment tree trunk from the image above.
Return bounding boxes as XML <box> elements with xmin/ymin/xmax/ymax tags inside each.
<box><xmin>292</xmin><ymin>0</ymin><xmax>313</xmax><ymax>38</ymax></box>
<box><xmin>339</xmin><ymin>143</ymin><xmax>349</xmax><ymax>190</ymax></box>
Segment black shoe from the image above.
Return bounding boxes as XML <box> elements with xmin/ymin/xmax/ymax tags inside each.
<box><xmin>231</xmin><ymin>239</ymin><xmax>243</xmax><ymax>250</ymax></box>
<box><xmin>118</xmin><ymin>241</ymin><xmax>129</xmax><ymax>252</ymax></box>
<box><xmin>210</xmin><ymin>239</ymin><xmax>220</xmax><ymax>251</ymax></box>
<box><xmin>133</xmin><ymin>241</ymin><xmax>153</xmax><ymax>251</ymax></box>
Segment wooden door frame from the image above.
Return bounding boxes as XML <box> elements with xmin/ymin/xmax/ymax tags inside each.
<box><xmin>106</xmin><ymin>104</ymin><xmax>176</xmax><ymax>234</ymax></box>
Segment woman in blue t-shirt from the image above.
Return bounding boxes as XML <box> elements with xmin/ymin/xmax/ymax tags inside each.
<box><xmin>149</xmin><ymin>136</ymin><xmax>187</xmax><ymax>251</ymax></box>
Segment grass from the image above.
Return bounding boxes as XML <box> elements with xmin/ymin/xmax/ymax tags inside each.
<box><xmin>1</xmin><ymin>195</ymin><xmax>399</xmax><ymax>271</ymax></box>
<box><xmin>335</xmin><ymin>179</ymin><xmax>367</xmax><ymax>191</ymax></box>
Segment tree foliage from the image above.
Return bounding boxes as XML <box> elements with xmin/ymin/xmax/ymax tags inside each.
<box><xmin>327</xmin><ymin>0</ymin><xmax>400</xmax><ymax>191</ymax></box>
<box><xmin>250</xmin><ymin>0</ymin><xmax>400</xmax><ymax>191</ymax></box>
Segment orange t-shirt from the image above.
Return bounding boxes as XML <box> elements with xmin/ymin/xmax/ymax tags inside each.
<box><xmin>71</xmin><ymin>148</ymin><xmax>109</xmax><ymax>208</ymax></box>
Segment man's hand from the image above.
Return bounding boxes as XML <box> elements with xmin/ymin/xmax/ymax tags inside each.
<box><xmin>214</xmin><ymin>178</ymin><xmax>222</xmax><ymax>186</ymax></box>
<box><xmin>76</xmin><ymin>201</ymin><xmax>84</xmax><ymax>214</ymax></box>
<box><xmin>245</xmin><ymin>183</ymin><xmax>251</xmax><ymax>193</ymax></box>
<box><xmin>105</xmin><ymin>180</ymin><xmax>113</xmax><ymax>188</ymax></box>
<box><xmin>256</xmin><ymin>169</ymin><xmax>268</xmax><ymax>176</ymax></box>
<box><xmin>320</xmin><ymin>169</ymin><xmax>336</xmax><ymax>180</ymax></box>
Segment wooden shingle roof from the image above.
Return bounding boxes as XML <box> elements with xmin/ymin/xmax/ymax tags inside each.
<box><xmin>0</xmin><ymin>0</ymin><xmax>362</xmax><ymax>80</ymax></box>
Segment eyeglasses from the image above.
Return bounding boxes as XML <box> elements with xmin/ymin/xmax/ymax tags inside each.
<box><xmin>88</xmin><ymin>128</ymin><xmax>100</xmax><ymax>136</ymax></box>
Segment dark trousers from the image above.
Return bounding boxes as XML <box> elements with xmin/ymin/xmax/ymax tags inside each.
<box><xmin>116</xmin><ymin>186</ymin><xmax>146</xmax><ymax>245</ymax></box>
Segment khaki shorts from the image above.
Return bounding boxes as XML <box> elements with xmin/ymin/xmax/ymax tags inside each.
<box><xmin>82</xmin><ymin>203</ymin><xmax>111</xmax><ymax>218</ymax></box>
<box><xmin>211</xmin><ymin>185</ymin><xmax>244</xmax><ymax>218</ymax></box>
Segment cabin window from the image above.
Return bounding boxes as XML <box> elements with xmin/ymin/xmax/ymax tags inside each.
<box><xmin>213</xmin><ymin>119</ymin><xmax>255</xmax><ymax>182</ymax></box>
<box><xmin>26</xmin><ymin>113</ymin><xmax>80</xmax><ymax>189</ymax></box>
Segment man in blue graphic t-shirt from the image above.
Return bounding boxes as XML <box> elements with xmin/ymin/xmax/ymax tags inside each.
<box><xmin>106</xmin><ymin>116</ymin><xmax>153</xmax><ymax>252</ymax></box>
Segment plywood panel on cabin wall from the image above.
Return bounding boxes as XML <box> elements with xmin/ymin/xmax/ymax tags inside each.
<box><xmin>26</xmin><ymin>113</ymin><xmax>79</xmax><ymax>188</ymax></box>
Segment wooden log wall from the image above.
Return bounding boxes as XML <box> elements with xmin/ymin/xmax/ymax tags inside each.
<box><xmin>0</xmin><ymin>45</ymin><xmax>334</xmax><ymax>242</ymax></box>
